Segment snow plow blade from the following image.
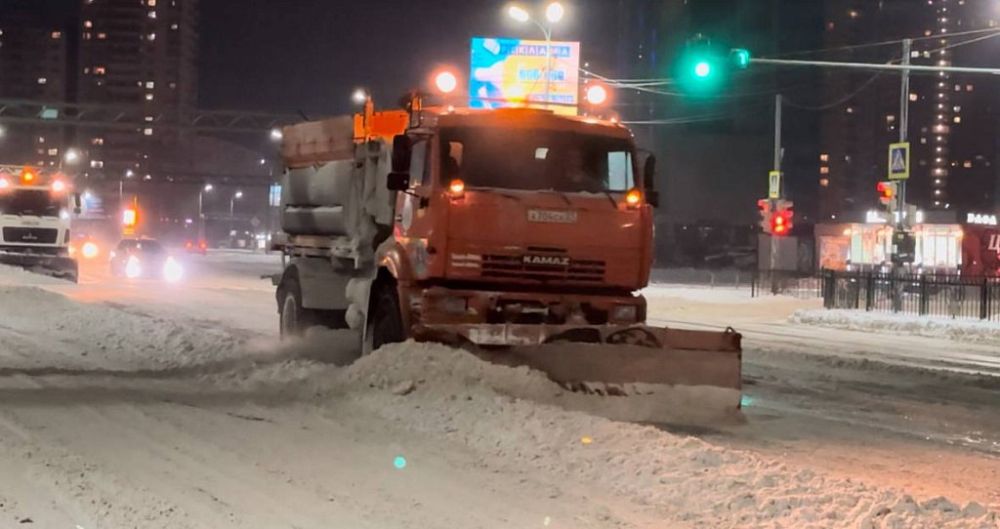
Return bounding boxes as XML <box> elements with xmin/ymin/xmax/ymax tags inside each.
<box><xmin>0</xmin><ymin>252</ymin><xmax>78</xmax><ymax>283</ymax></box>
<box><xmin>413</xmin><ymin>323</ymin><xmax>742</xmax><ymax>408</ymax></box>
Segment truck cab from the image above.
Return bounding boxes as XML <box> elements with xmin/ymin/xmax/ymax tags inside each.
<box><xmin>374</xmin><ymin>108</ymin><xmax>658</xmax><ymax>347</ymax></box>
<box><xmin>0</xmin><ymin>166</ymin><xmax>80</xmax><ymax>281</ymax></box>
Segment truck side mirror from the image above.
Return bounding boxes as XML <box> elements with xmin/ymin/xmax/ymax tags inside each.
<box><xmin>73</xmin><ymin>192</ymin><xmax>82</xmax><ymax>215</ymax></box>
<box><xmin>642</xmin><ymin>154</ymin><xmax>656</xmax><ymax>188</ymax></box>
<box><xmin>387</xmin><ymin>171</ymin><xmax>410</xmax><ymax>191</ymax></box>
<box><xmin>642</xmin><ymin>155</ymin><xmax>660</xmax><ymax>208</ymax></box>
<box><xmin>391</xmin><ymin>134</ymin><xmax>412</xmax><ymax>173</ymax></box>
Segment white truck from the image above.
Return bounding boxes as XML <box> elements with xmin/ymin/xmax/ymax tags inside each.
<box><xmin>0</xmin><ymin>165</ymin><xmax>80</xmax><ymax>281</ymax></box>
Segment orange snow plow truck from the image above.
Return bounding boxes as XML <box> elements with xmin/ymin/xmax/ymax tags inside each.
<box><xmin>274</xmin><ymin>101</ymin><xmax>742</xmax><ymax>416</ymax></box>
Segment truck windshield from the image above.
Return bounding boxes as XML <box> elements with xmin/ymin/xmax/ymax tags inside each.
<box><xmin>440</xmin><ymin>127</ymin><xmax>635</xmax><ymax>193</ymax></box>
<box><xmin>0</xmin><ymin>189</ymin><xmax>62</xmax><ymax>217</ymax></box>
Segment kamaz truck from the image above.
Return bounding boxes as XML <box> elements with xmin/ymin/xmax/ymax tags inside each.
<box><xmin>273</xmin><ymin>98</ymin><xmax>742</xmax><ymax>415</ymax></box>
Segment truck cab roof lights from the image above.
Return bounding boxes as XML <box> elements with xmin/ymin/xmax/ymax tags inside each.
<box><xmin>21</xmin><ymin>168</ymin><xmax>37</xmax><ymax>184</ymax></box>
<box><xmin>0</xmin><ymin>177</ymin><xmax>10</xmax><ymax>190</ymax></box>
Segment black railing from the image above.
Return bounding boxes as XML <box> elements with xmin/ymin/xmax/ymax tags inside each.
<box><xmin>752</xmin><ymin>270</ymin><xmax>823</xmax><ymax>299</ymax></box>
<box><xmin>821</xmin><ymin>270</ymin><xmax>1000</xmax><ymax>321</ymax></box>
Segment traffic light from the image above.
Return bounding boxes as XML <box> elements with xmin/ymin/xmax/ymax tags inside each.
<box><xmin>757</xmin><ymin>199</ymin><xmax>772</xmax><ymax>233</ymax></box>
<box><xmin>730</xmin><ymin>48</ymin><xmax>751</xmax><ymax>69</ymax></box>
<box><xmin>758</xmin><ymin>199</ymin><xmax>793</xmax><ymax>236</ymax></box>
<box><xmin>877</xmin><ymin>181</ymin><xmax>897</xmax><ymax>208</ymax></box>
<box><xmin>771</xmin><ymin>209</ymin><xmax>793</xmax><ymax>236</ymax></box>
<box><xmin>676</xmin><ymin>35</ymin><xmax>725</xmax><ymax>94</ymax></box>
<box><xmin>676</xmin><ymin>36</ymin><xmax>751</xmax><ymax>94</ymax></box>
<box><xmin>122</xmin><ymin>208</ymin><xmax>138</xmax><ymax>227</ymax></box>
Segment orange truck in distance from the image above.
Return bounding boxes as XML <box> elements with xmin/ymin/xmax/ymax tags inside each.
<box><xmin>274</xmin><ymin>99</ymin><xmax>742</xmax><ymax>420</ymax></box>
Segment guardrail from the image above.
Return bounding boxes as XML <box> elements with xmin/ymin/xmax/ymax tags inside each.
<box><xmin>820</xmin><ymin>270</ymin><xmax>1000</xmax><ymax>322</ymax></box>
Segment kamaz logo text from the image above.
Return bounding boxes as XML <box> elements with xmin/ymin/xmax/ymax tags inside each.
<box><xmin>523</xmin><ymin>255</ymin><xmax>569</xmax><ymax>266</ymax></box>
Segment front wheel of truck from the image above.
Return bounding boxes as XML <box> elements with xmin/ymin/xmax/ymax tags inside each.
<box><xmin>363</xmin><ymin>282</ymin><xmax>405</xmax><ymax>354</ymax></box>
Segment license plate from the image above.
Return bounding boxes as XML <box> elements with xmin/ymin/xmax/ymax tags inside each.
<box><xmin>527</xmin><ymin>209</ymin><xmax>578</xmax><ymax>224</ymax></box>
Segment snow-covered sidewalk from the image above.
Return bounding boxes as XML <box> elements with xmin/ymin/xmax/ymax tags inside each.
<box><xmin>793</xmin><ymin>308</ymin><xmax>1000</xmax><ymax>345</ymax></box>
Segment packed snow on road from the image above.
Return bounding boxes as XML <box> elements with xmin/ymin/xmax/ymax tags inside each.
<box><xmin>0</xmin><ymin>257</ymin><xmax>998</xmax><ymax>528</ymax></box>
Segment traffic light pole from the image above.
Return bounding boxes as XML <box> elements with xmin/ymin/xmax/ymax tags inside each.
<box><xmin>897</xmin><ymin>39</ymin><xmax>911</xmax><ymax>229</ymax></box>
<box><xmin>770</xmin><ymin>94</ymin><xmax>782</xmax><ymax>293</ymax></box>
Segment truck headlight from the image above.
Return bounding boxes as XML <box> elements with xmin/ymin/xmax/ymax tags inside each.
<box><xmin>610</xmin><ymin>305</ymin><xmax>638</xmax><ymax>322</ymax></box>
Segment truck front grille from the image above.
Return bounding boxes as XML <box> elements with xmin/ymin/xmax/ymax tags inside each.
<box><xmin>2</xmin><ymin>227</ymin><xmax>59</xmax><ymax>244</ymax></box>
<box><xmin>481</xmin><ymin>254</ymin><xmax>605</xmax><ymax>282</ymax></box>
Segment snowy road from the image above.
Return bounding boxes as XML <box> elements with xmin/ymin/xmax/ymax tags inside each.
<box><xmin>645</xmin><ymin>286</ymin><xmax>1000</xmax><ymax>505</ymax></box>
<box><xmin>0</xmin><ymin>260</ymin><xmax>998</xmax><ymax>527</ymax></box>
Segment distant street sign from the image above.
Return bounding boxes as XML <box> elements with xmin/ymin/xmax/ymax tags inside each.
<box><xmin>888</xmin><ymin>142</ymin><xmax>910</xmax><ymax>180</ymax></box>
<box><xmin>268</xmin><ymin>184</ymin><xmax>282</xmax><ymax>207</ymax></box>
<box><xmin>768</xmin><ymin>170</ymin><xmax>781</xmax><ymax>199</ymax></box>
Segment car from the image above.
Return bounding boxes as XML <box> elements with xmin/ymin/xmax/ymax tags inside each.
<box><xmin>184</xmin><ymin>238</ymin><xmax>208</xmax><ymax>255</ymax></box>
<box><xmin>109</xmin><ymin>238</ymin><xmax>184</xmax><ymax>282</ymax></box>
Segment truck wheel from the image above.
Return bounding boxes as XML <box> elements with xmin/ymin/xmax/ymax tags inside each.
<box><xmin>279</xmin><ymin>277</ymin><xmax>318</xmax><ymax>339</ymax></box>
<box><xmin>364</xmin><ymin>282</ymin><xmax>405</xmax><ymax>354</ymax></box>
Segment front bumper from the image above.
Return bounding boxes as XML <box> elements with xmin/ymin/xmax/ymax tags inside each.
<box><xmin>407</xmin><ymin>285</ymin><xmax>646</xmax><ymax>327</ymax></box>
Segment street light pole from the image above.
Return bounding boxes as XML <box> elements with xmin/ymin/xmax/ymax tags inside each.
<box><xmin>508</xmin><ymin>3</ymin><xmax>563</xmax><ymax>109</ymax></box>
<box><xmin>897</xmin><ymin>39</ymin><xmax>911</xmax><ymax>229</ymax></box>
<box><xmin>199</xmin><ymin>184</ymin><xmax>213</xmax><ymax>241</ymax></box>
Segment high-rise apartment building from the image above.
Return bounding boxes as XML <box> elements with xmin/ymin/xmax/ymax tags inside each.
<box><xmin>76</xmin><ymin>0</ymin><xmax>198</xmax><ymax>184</ymax></box>
<box><xmin>0</xmin><ymin>14</ymin><xmax>70</xmax><ymax>167</ymax></box>
<box><xmin>818</xmin><ymin>0</ymin><xmax>1000</xmax><ymax>221</ymax></box>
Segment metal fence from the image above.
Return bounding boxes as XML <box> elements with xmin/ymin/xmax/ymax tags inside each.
<box><xmin>751</xmin><ymin>270</ymin><xmax>823</xmax><ymax>299</ymax></box>
<box><xmin>821</xmin><ymin>270</ymin><xmax>1000</xmax><ymax>322</ymax></box>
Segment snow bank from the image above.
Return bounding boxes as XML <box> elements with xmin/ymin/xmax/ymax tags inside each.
<box><xmin>0</xmin><ymin>284</ymin><xmax>251</xmax><ymax>371</ymax></box>
<box><xmin>793</xmin><ymin>309</ymin><xmax>1000</xmax><ymax>345</ymax></box>
<box><xmin>320</xmin><ymin>342</ymin><xmax>998</xmax><ymax>529</ymax></box>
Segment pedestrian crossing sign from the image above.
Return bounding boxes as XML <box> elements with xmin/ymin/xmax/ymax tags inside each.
<box><xmin>888</xmin><ymin>142</ymin><xmax>910</xmax><ymax>181</ymax></box>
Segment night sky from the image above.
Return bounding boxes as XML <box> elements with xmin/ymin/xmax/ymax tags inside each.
<box><xmin>198</xmin><ymin>0</ymin><xmax>626</xmax><ymax>116</ymax></box>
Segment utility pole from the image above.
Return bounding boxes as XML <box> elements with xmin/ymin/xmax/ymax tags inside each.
<box><xmin>770</xmin><ymin>94</ymin><xmax>783</xmax><ymax>294</ymax></box>
<box><xmin>773</xmin><ymin>94</ymin><xmax>783</xmax><ymax>174</ymax></box>
<box><xmin>897</xmin><ymin>39</ymin><xmax>911</xmax><ymax>227</ymax></box>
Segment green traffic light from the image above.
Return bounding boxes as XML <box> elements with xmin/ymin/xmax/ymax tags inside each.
<box><xmin>731</xmin><ymin>48</ymin><xmax>751</xmax><ymax>69</ymax></box>
<box><xmin>694</xmin><ymin>61</ymin><xmax>712</xmax><ymax>78</ymax></box>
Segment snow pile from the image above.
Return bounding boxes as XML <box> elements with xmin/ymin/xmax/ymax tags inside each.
<box><xmin>0</xmin><ymin>285</ymin><xmax>250</xmax><ymax>371</ymax></box>
<box><xmin>328</xmin><ymin>342</ymin><xmax>999</xmax><ymax>529</ymax></box>
<box><xmin>793</xmin><ymin>309</ymin><xmax>1000</xmax><ymax>345</ymax></box>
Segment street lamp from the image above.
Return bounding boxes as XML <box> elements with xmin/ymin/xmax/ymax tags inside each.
<box><xmin>64</xmin><ymin>148</ymin><xmax>81</xmax><ymax>165</ymax></box>
<box><xmin>230</xmin><ymin>190</ymin><xmax>243</xmax><ymax>218</ymax></box>
<box><xmin>351</xmin><ymin>88</ymin><xmax>369</xmax><ymax>105</ymax></box>
<box><xmin>119</xmin><ymin>168</ymin><xmax>135</xmax><ymax>206</ymax></box>
<box><xmin>507</xmin><ymin>2</ymin><xmax>564</xmax><ymax>108</ymax></box>
<box><xmin>198</xmin><ymin>183</ymin><xmax>213</xmax><ymax>241</ymax></box>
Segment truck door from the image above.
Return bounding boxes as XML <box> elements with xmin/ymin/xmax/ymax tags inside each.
<box><xmin>396</xmin><ymin>136</ymin><xmax>434</xmax><ymax>239</ymax></box>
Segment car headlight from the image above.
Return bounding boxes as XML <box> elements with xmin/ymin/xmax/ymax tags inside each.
<box><xmin>163</xmin><ymin>256</ymin><xmax>183</xmax><ymax>283</ymax></box>
<box><xmin>125</xmin><ymin>255</ymin><xmax>142</xmax><ymax>278</ymax></box>
<box><xmin>81</xmin><ymin>241</ymin><xmax>99</xmax><ymax>259</ymax></box>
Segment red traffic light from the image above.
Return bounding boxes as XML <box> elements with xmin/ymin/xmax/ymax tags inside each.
<box><xmin>876</xmin><ymin>181</ymin><xmax>896</xmax><ymax>206</ymax></box>
<box><xmin>770</xmin><ymin>209</ymin><xmax>793</xmax><ymax>237</ymax></box>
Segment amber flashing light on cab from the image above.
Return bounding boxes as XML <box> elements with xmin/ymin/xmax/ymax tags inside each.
<box><xmin>448</xmin><ymin>178</ymin><xmax>465</xmax><ymax>198</ymax></box>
